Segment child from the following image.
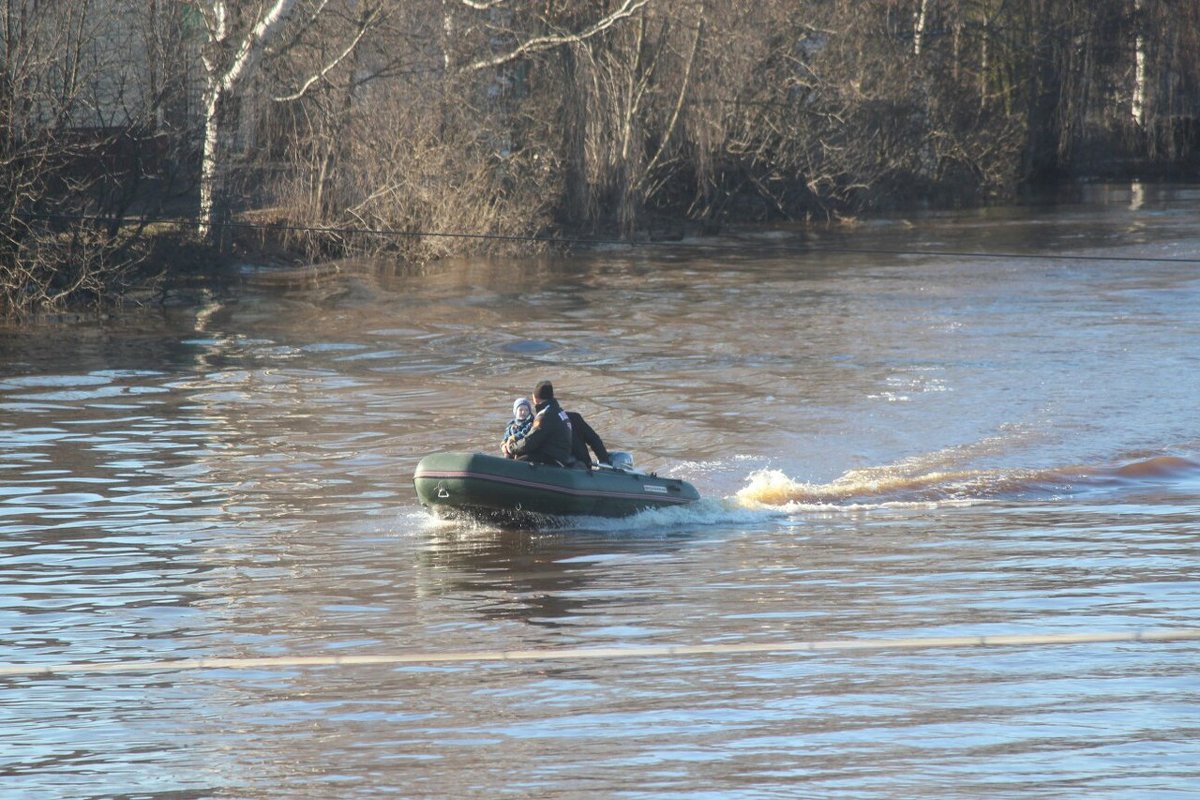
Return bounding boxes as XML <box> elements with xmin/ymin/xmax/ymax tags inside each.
<box><xmin>501</xmin><ymin>397</ymin><xmax>535</xmax><ymax>458</ymax></box>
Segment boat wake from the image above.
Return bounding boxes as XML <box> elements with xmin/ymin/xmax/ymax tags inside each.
<box><xmin>734</xmin><ymin>454</ymin><xmax>1200</xmax><ymax>510</ymax></box>
<box><xmin>410</xmin><ymin>452</ymin><xmax>1200</xmax><ymax>532</ymax></box>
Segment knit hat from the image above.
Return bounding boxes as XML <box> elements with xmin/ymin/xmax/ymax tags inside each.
<box><xmin>513</xmin><ymin>397</ymin><xmax>533</xmax><ymax>418</ymax></box>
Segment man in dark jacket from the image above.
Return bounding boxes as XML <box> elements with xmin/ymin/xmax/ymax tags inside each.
<box><xmin>510</xmin><ymin>381</ymin><xmax>575</xmax><ymax>466</ymax></box>
<box><xmin>567</xmin><ymin>410</ymin><xmax>610</xmax><ymax>468</ymax></box>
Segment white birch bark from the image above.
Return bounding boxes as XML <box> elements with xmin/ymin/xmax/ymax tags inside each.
<box><xmin>913</xmin><ymin>0</ymin><xmax>930</xmax><ymax>56</ymax></box>
<box><xmin>463</xmin><ymin>0</ymin><xmax>652</xmax><ymax>72</ymax></box>
<box><xmin>1131</xmin><ymin>0</ymin><xmax>1147</xmax><ymax>127</ymax></box>
<box><xmin>197</xmin><ymin>0</ymin><xmax>301</xmax><ymax>241</ymax></box>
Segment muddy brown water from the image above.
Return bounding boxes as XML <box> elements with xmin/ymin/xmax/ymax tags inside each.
<box><xmin>2</xmin><ymin>183</ymin><xmax>1199</xmax><ymax>798</ymax></box>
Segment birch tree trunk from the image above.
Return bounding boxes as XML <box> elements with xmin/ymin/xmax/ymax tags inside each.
<box><xmin>913</xmin><ymin>0</ymin><xmax>930</xmax><ymax>56</ymax></box>
<box><xmin>197</xmin><ymin>83</ymin><xmax>227</xmax><ymax>244</ymax></box>
<box><xmin>197</xmin><ymin>0</ymin><xmax>301</xmax><ymax>242</ymax></box>
<box><xmin>1131</xmin><ymin>0</ymin><xmax>1147</xmax><ymax>128</ymax></box>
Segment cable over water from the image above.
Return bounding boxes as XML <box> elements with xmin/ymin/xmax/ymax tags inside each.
<box><xmin>3</xmin><ymin>629</ymin><xmax>1197</xmax><ymax>677</ymax></box>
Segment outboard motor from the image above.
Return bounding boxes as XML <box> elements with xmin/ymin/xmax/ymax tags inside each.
<box><xmin>609</xmin><ymin>451</ymin><xmax>634</xmax><ymax>471</ymax></box>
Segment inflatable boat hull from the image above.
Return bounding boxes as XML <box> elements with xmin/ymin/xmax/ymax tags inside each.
<box><xmin>413</xmin><ymin>452</ymin><xmax>700</xmax><ymax>525</ymax></box>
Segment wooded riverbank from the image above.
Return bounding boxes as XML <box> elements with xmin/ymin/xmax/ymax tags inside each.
<box><xmin>3</xmin><ymin>1</ymin><xmax>1198</xmax><ymax>316</ymax></box>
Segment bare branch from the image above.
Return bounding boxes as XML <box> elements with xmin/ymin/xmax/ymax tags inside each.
<box><xmin>641</xmin><ymin>16</ymin><xmax>704</xmax><ymax>184</ymax></box>
<box><xmin>273</xmin><ymin>7</ymin><xmax>382</xmax><ymax>102</ymax></box>
<box><xmin>463</xmin><ymin>0</ymin><xmax>654</xmax><ymax>72</ymax></box>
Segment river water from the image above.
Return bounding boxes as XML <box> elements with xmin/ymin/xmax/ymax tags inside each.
<box><xmin>2</xmin><ymin>183</ymin><xmax>1199</xmax><ymax>798</ymax></box>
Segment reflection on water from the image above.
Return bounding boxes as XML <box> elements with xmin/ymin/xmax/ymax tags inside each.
<box><xmin>2</xmin><ymin>186</ymin><xmax>1200</xmax><ymax>797</ymax></box>
<box><xmin>416</xmin><ymin>527</ymin><xmax>697</xmax><ymax>627</ymax></box>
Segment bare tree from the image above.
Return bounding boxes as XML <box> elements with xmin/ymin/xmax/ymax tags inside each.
<box><xmin>0</xmin><ymin>0</ymin><xmax>158</xmax><ymax>316</ymax></box>
<box><xmin>1133</xmin><ymin>0</ymin><xmax>1200</xmax><ymax>161</ymax></box>
<box><xmin>237</xmin><ymin>0</ymin><xmax>672</xmax><ymax>258</ymax></box>
<box><xmin>1131</xmin><ymin>0</ymin><xmax>1147</xmax><ymax>127</ymax></box>
<box><xmin>194</xmin><ymin>1</ymin><xmax>302</xmax><ymax>242</ymax></box>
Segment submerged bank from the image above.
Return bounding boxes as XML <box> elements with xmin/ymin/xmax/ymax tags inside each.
<box><xmin>4</xmin><ymin>178</ymin><xmax>1197</xmax><ymax>323</ymax></box>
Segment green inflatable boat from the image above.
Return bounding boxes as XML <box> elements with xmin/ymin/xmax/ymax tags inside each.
<box><xmin>413</xmin><ymin>451</ymin><xmax>701</xmax><ymax>526</ymax></box>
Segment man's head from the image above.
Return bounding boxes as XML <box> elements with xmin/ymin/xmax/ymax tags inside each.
<box><xmin>533</xmin><ymin>380</ymin><xmax>554</xmax><ymax>403</ymax></box>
